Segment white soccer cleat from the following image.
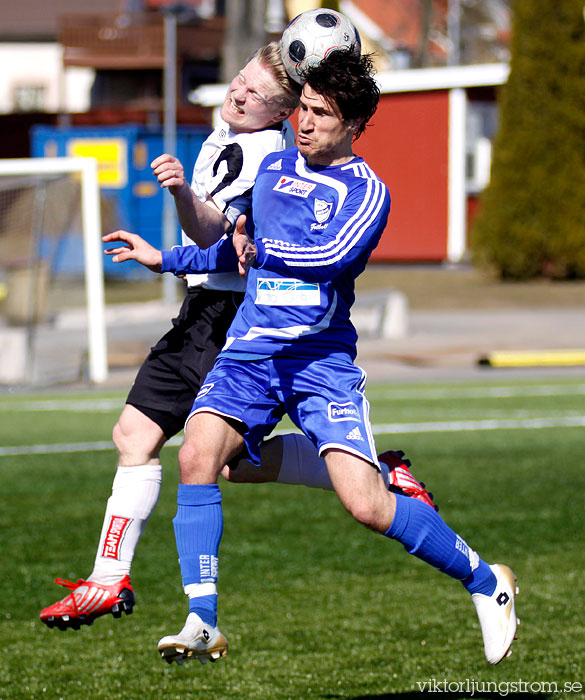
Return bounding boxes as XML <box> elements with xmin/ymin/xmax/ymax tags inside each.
<box><xmin>472</xmin><ymin>564</ymin><xmax>519</xmax><ymax>665</ymax></box>
<box><xmin>158</xmin><ymin>612</ymin><xmax>228</xmax><ymax>665</ymax></box>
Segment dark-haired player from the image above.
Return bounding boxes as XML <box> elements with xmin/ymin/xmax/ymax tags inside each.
<box><xmin>104</xmin><ymin>51</ymin><xmax>518</xmax><ymax>668</ymax></box>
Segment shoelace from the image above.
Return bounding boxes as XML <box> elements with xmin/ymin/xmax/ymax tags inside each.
<box><xmin>54</xmin><ymin>578</ymin><xmax>86</xmax><ymax>590</ymax></box>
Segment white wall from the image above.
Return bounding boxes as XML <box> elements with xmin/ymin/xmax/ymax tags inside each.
<box><xmin>0</xmin><ymin>43</ymin><xmax>94</xmax><ymax>114</ymax></box>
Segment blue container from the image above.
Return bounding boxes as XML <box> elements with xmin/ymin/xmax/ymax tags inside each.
<box><xmin>31</xmin><ymin>124</ymin><xmax>211</xmax><ymax>277</ymax></box>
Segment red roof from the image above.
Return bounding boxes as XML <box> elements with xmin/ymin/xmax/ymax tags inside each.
<box><xmin>353</xmin><ymin>0</ymin><xmax>449</xmax><ymax>60</ymax></box>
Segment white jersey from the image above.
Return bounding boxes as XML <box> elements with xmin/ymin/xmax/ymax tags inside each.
<box><xmin>183</xmin><ymin>116</ymin><xmax>295</xmax><ymax>291</ymax></box>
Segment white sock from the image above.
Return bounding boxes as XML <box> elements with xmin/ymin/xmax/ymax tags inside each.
<box><xmin>89</xmin><ymin>464</ymin><xmax>162</xmax><ymax>585</ymax></box>
<box><xmin>276</xmin><ymin>433</ymin><xmax>333</xmax><ymax>490</ymax></box>
<box><xmin>276</xmin><ymin>433</ymin><xmax>389</xmax><ymax>490</ymax></box>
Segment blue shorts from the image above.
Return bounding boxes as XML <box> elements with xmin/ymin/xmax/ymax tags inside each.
<box><xmin>187</xmin><ymin>354</ymin><xmax>379</xmax><ymax>467</ymax></box>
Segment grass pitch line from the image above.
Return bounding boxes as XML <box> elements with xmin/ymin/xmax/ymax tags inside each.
<box><xmin>1</xmin><ymin>383</ymin><xmax>584</xmax><ymax>413</ymax></box>
<box><xmin>0</xmin><ymin>398</ymin><xmax>123</xmax><ymax>413</ymax></box>
<box><xmin>2</xmin><ymin>416</ymin><xmax>585</xmax><ymax>458</ymax></box>
<box><xmin>367</xmin><ymin>383</ymin><xmax>585</xmax><ymax>400</ymax></box>
<box><xmin>370</xmin><ymin>414</ymin><xmax>585</xmax><ymax>435</ymax></box>
<box><xmin>0</xmin><ymin>435</ymin><xmax>183</xmax><ymax>457</ymax></box>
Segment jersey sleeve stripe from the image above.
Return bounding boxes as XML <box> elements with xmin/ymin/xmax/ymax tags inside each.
<box><xmin>262</xmin><ymin>177</ymin><xmax>376</xmax><ymax>255</ymax></box>
<box><xmin>262</xmin><ymin>177</ymin><xmax>379</xmax><ymax>258</ymax></box>
<box><xmin>261</xmin><ymin>177</ymin><xmax>387</xmax><ymax>267</ymax></box>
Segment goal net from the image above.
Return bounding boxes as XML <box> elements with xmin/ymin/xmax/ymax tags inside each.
<box><xmin>0</xmin><ymin>158</ymin><xmax>107</xmax><ymax>386</ymax></box>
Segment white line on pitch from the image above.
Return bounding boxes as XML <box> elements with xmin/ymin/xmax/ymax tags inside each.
<box><xmin>2</xmin><ymin>415</ymin><xmax>584</xmax><ymax>458</ymax></box>
<box><xmin>370</xmin><ymin>415</ymin><xmax>585</xmax><ymax>434</ymax></box>
<box><xmin>0</xmin><ymin>399</ymin><xmax>123</xmax><ymax>413</ymax></box>
<box><xmin>0</xmin><ymin>436</ymin><xmax>183</xmax><ymax>457</ymax></box>
<box><xmin>366</xmin><ymin>384</ymin><xmax>585</xmax><ymax>400</ymax></box>
<box><xmin>0</xmin><ymin>383</ymin><xmax>583</xmax><ymax>413</ymax></box>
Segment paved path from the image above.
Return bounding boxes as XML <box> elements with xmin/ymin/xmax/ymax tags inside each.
<box><xmin>3</xmin><ymin>298</ymin><xmax>585</xmax><ymax>388</ymax></box>
<box><xmin>356</xmin><ymin>307</ymin><xmax>585</xmax><ymax>381</ymax></box>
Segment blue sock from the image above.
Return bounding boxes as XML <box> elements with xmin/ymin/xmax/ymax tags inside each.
<box><xmin>385</xmin><ymin>494</ymin><xmax>496</xmax><ymax>595</ymax></box>
<box><xmin>173</xmin><ymin>483</ymin><xmax>223</xmax><ymax>627</ymax></box>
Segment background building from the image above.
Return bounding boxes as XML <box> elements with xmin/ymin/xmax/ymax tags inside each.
<box><xmin>0</xmin><ymin>0</ymin><xmax>512</xmax><ymax>265</ymax></box>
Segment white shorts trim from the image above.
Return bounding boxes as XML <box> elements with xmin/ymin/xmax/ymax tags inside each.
<box><xmin>318</xmin><ymin>441</ymin><xmax>380</xmax><ymax>470</ymax></box>
<box><xmin>185</xmin><ymin>406</ymin><xmax>245</xmax><ymax>430</ymax></box>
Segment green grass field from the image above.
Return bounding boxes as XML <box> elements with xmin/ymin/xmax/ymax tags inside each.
<box><xmin>1</xmin><ymin>376</ymin><xmax>584</xmax><ymax>700</ymax></box>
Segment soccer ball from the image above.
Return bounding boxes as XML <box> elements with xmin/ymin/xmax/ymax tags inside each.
<box><xmin>280</xmin><ymin>9</ymin><xmax>361</xmax><ymax>85</ymax></box>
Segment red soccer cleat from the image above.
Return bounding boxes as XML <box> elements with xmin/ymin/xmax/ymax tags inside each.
<box><xmin>378</xmin><ymin>450</ymin><xmax>438</xmax><ymax>510</ymax></box>
<box><xmin>40</xmin><ymin>575</ymin><xmax>135</xmax><ymax>631</ymax></box>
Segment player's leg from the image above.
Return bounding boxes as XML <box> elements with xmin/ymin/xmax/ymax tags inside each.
<box><xmin>158</xmin><ymin>356</ymin><xmax>282</xmax><ymax>665</ymax></box>
<box><xmin>40</xmin><ymin>289</ymin><xmax>235</xmax><ymax>631</ymax></box>
<box><xmin>38</xmin><ymin>402</ymin><xmax>172</xmax><ymax>631</ymax></box>
<box><xmin>220</xmin><ymin>434</ymin><xmax>283</xmax><ymax>483</ymax></box>
<box><xmin>223</xmin><ymin>433</ymin><xmax>436</xmax><ymax>507</ymax></box>
<box><xmin>89</xmin><ymin>404</ymin><xmax>167</xmax><ymax>584</ymax></box>
<box><xmin>324</xmin><ymin>448</ymin><xmax>490</xmax><ymax>584</ymax></box>
<box><xmin>324</xmin><ymin>448</ymin><xmax>518</xmax><ymax>665</ymax></box>
<box><xmin>158</xmin><ymin>411</ymin><xmax>244</xmax><ymax>665</ymax></box>
<box><xmin>290</xmin><ymin>356</ymin><xmax>517</xmax><ymax>665</ymax></box>
<box><xmin>381</xmin><ymin>481</ymin><xmax>518</xmax><ymax>664</ymax></box>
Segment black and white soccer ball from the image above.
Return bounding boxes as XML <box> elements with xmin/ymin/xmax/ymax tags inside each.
<box><xmin>280</xmin><ymin>9</ymin><xmax>361</xmax><ymax>85</ymax></box>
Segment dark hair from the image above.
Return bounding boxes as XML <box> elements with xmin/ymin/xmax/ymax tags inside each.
<box><xmin>303</xmin><ymin>50</ymin><xmax>380</xmax><ymax>140</ymax></box>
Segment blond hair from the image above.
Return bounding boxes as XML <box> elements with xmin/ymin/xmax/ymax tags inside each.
<box><xmin>252</xmin><ymin>41</ymin><xmax>301</xmax><ymax>110</ymax></box>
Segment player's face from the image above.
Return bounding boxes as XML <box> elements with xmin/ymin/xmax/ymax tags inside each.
<box><xmin>221</xmin><ymin>57</ymin><xmax>289</xmax><ymax>134</ymax></box>
<box><xmin>297</xmin><ymin>84</ymin><xmax>357</xmax><ymax>166</ymax></box>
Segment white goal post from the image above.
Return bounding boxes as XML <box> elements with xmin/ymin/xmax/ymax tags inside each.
<box><xmin>0</xmin><ymin>157</ymin><xmax>107</xmax><ymax>383</ymax></box>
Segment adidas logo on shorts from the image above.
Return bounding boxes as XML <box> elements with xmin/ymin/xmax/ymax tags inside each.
<box><xmin>346</xmin><ymin>427</ymin><xmax>364</xmax><ymax>441</ymax></box>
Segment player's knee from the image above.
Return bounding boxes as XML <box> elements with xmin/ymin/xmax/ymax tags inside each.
<box><xmin>178</xmin><ymin>439</ymin><xmax>196</xmax><ymax>470</ymax></box>
<box><xmin>112</xmin><ymin>414</ymin><xmax>160</xmax><ymax>465</ymax></box>
<box><xmin>178</xmin><ymin>439</ymin><xmax>210</xmax><ymax>481</ymax></box>
<box><xmin>112</xmin><ymin>418</ymin><xmax>130</xmax><ymax>455</ymax></box>
<box><xmin>348</xmin><ymin>503</ymin><xmax>377</xmax><ymax>530</ymax></box>
<box><xmin>344</xmin><ymin>497</ymin><xmax>388</xmax><ymax>533</ymax></box>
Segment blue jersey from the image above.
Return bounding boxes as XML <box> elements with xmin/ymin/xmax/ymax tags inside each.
<box><xmin>161</xmin><ymin>147</ymin><xmax>390</xmax><ymax>361</ymax></box>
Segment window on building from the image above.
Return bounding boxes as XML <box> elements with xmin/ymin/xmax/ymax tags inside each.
<box><xmin>13</xmin><ymin>84</ymin><xmax>47</xmax><ymax>112</ymax></box>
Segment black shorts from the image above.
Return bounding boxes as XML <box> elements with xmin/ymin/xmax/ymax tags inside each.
<box><xmin>126</xmin><ymin>286</ymin><xmax>243</xmax><ymax>438</ymax></box>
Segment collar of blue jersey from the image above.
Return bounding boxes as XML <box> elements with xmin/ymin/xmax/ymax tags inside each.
<box><xmin>302</xmin><ymin>154</ymin><xmax>360</xmax><ymax>171</ymax></box>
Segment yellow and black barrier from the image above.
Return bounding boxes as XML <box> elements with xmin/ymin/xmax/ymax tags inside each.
<box><xmin>478</xmin><ymin>349</ymin><xmax>585</xmax><ymax>368</ymax></box>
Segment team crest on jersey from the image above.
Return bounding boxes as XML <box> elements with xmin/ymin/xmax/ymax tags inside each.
<box><xmin>267</xmin><ymin>159</ymin><xmax>282</xmax><ymax>171</ymax></box>
<box><xmin>328</xmin><ymin>401</ymin><xmax>361</xmax><ymax>422</ymax></box>
<box><xmin>273</xmin><ymin>176</ymin><xmax>316</xmax><ymax>198</ymax></box>
<box><xmin>314</xmin><ymin>198</ymin><xmax>333</xmax><ymax>223</ymax></box>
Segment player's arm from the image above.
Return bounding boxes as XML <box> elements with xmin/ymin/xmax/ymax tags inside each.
<box><xmin>160</xmin><ymin>235</ymin><xmax>239</xmax><ymax>276</ymax></box>
<box><xmin>103</xmin><ymin>231</ymin><xmax>163</xmax><ymax>272</ymax></box>
<box><xmin>151</xmin><ymin>153</ymin><xmax>231</xmax><ymax>248</ymax></box>
<box><xmin>254</xmin><ymin>184</ymin><xmax>390</xmax><ymax>282</ymax></box>
<box><xmin>103</xmin><ymin>230</ymin><xmax>238</xmax><ymax>276</ymax></box>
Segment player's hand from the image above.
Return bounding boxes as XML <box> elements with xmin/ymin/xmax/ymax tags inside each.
<box><xmin>102</xmin><ymin>230</ymin><xmax>163</xmax><ymax>273</ymax></box>
<box><xmin>151</xmin><ymin>153</ymin><xmax>188</xmax><ymax>195</ymax></box>
<box><xmin>233</xmin><ymin>215</ymin><xmax>256</xmax><ymax>276</ymax></box>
